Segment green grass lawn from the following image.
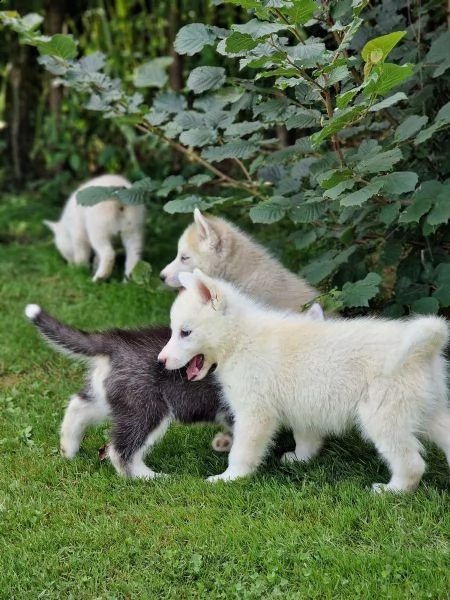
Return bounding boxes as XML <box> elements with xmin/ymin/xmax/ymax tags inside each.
<box><xmin>0</xmin><ymin>193</ymin><xmax>449</xmax><ymax>599</ymax></box>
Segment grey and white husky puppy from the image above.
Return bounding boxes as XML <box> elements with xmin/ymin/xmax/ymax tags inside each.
<box><xmin>25</xmin><ymin>304</ymin><xmax>231</xmax><ymax>479</ymax></box>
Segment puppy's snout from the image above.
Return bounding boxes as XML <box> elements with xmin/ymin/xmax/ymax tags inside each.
<box><xmin>157</xmin><ymin>354</ymin><xmax>167</xmax><ymax>367</ymax></box>
<box><xmin>159</xmin><ymin>271</ymin><xmax>166</xmax><ymax>282</ymax></box>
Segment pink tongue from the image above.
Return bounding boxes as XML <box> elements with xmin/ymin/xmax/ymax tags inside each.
<box><xmin>187</xmin><ymin>355</ymin><xmax>202</xmax><ymax>381</ymax></box>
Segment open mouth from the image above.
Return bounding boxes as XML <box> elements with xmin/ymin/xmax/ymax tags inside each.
<box><xmin>186</xmin><ymin>354</ymin><xmax>205</xmax><ymax>381</ymax></box>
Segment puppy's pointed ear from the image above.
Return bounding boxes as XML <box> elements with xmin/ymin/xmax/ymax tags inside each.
<box><xmin>305</xmin><ymin>302</ymin><xmax>324</xmax><ymax>321</ymax></box>
<box><xmin>42</xmin><ymin>219</ymin><xmax>58</xmax><ymax>234</ymax></box>
<box><xmin>193</xmin><ymin>268</ymin><xmax>225</xmax><ymax>309</ymax></box>
<box><xmin>193</xmin><ymin>208</ymin><xmax>219</xmax><ymax>248</ymax></box>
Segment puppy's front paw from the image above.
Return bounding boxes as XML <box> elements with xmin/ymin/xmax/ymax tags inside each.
<box><xmin>371</xmin><ymin>482</ymin><xmax>410</xmax><ymax>494</ymax></box>
<box><xmin>281</xmin><ymin>451</ymin><xmax>300</xmax><ymax>464</ymax></box>
<box><xmin>207</xmin><ymin>468</ymin><xmax>250</xmax><ymax>483</ymax></box>
<box><xmin>207</xmin><ymin>472</ymin><xmax>234</xmax><ymax>483</ymax></box>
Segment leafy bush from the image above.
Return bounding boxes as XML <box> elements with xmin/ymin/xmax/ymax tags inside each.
<box><xmin>2</xmin><ymin>1</ymin><xmax>450</xmax><ymax>312</ymax></box>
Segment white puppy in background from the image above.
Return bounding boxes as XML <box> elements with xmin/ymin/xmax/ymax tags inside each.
<box><xmin>44</xmin><ymin>174</ymin><xmax>146</xmax><ymax>281</ymax></box>
<box><xmin>159</xmin><ymin>268</ymin><xmax>450</xmax><ymax>493</ymax></box>
<box><xmin>160</xmin><ymin>208</ymin><xmax>317</xmax><ymax>311</ymax></box>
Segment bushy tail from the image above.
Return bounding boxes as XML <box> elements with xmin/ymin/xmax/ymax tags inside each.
<box><xmin>25</xmin><ymin>304</ymin><xmax>107</xmax><ymax>358</ymax></box>
<box><xmin>385</xmin><ymin>316</ymin><xmax>449</xmax><ymax>375</ymax></box>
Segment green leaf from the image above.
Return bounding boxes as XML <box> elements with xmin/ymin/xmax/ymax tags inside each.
<box><xmin>156</xmin><ymin>175</ymin><xmax>185</xmax><ymax>198</ymax></box>
<box><xmin>323</xmin><ymin>180</ymin><xmax>356</xmax><ymax>200</ymax></box>
<box><xmin>174</xmin><ymin>24</ymin><xmax>217</xmax><ymax>56</ymax></box>
<box><xmin>288</xmin><ymin>229</ymin><xmax>317</xmax><ymax>250</ymax></box>
<box><xmin>186</xmin><ymin>67</ymin><xmax>226</xmax><ymax>94</ymax></box>
<box><xmin>435</xmin><ymin>101</ymin><xmax>450</xmax><ymax>125</ymax></box>
<box><xmin>394</xmin><ymin>115</ymin><xmax>428</xmax><ymax>142</ymax></box>
<box><xmin>233</xmin><ymin>19</ymin><xmax>287</xmax><ymax>40</ymax></box>
<box><xmin>398</xmin><ymin>180</ymin><xmax>441</xmax><ymax>223</ymax></box>
<box><xmin>79</xmin><ymin>52</ymin><xmax>105</xmax><ymax>73</ymax></box>
<box><xmin>153</xmin><ymin>91</ymin><xmax>186</xmax><ymax>114</ymax></box>
<box><xmin>287</xmin><ymin>41</ymin><xmax>327</xmax><ymax>66</ymax></box>
<box><xmin>36</xmin><ymin>34</ymin><xmax>78</xmax><ymax>60</ymax></box>
<box><xmin>324</xmin><ymin>65</ymin><xmax>350</xmax><ymax>87</ymax></box>
<box><xmin>285</xmin><ymin>108</ymin><xmax>320</xmax><ymax>130</ymax></box>
<box><xmin>249</xmin><ymin>202</ymin><xmax>286</xmax><ymax>224</ymax></box>
<box><xmin>364</xmin><ymin>64</ymin><xmax>413</xmax><ymax>97</ymax></box>
<box><xmin>164</xmin><ymin>195</ymin><xmax>227</xmax><ymax>214</ymax></box>
<box><xmin>340</xmin><ymin>181</ymin><xmax>383</xmax><ymax>207</ymax></box>
<box><xmin>432</xmin><ymin>264</ymin><xmax>450</xmax><ymax>307</ymax></box>
<box><xmin>318</xmin><ymin>169</ymin><xmax>353</xmax><ymax>190</ymax></box>
<box><xmin>376</xmin><ymin>171</ymin><xmax>418</xmax><ymax>195</ymax></box>
<box><xmin>425</xmin><ymin>30</ymin><xmax>450</xmax><ymax>78</ymax></box>
<box><xmin>427</xmin><ymin>185</ymin><xmax>450</xmax><ymax>226</ymax></box>
<box><xmin>434</xmin><ymin>263</ymin><xmax>450</xmax><ymax>283</ymax></box>
<box><xmin>284</xmin><ymin>0</ymin><xmax>317</xmax><ymax>25</ymax></box>
<box><xmin>355</xmin><ymin>148</ymin><xmax>403</xmax><ymax>175</ymax></box>
<box><xmin>289</xmin><ymin>201</ymin><xmax>325</xmax><ymax>223</ymax></box>
<box><xmin>36</xmin><ymin>54</ymin><xmax>69</xmax><ymax>76</ymax></box>
<box><xmin>300</xmin><ymin>247</ymin><xmax>357</xmax><ymax>285</ymax></box>
<box><xmin>224</xmin><ymin>121</ymin><xmax>265</xmax><ymax>137</ymax></box>
<box><xmin>179</xmin><ymin>128</ymin><xmax>218</xmax><ymax>147</ymax></box>
<box><xmin>414</xmin><ymin>123</ymin><xmax>440</xmax><ymax>145</ymax></box>
<box><xmin>361</xmin><ymin>31</ymin><xmax>406</xmax><ymax>63</ymax></box>
<box><xmin>433</xmin><ymin>286</ymin><xmax>450</xmax><ymax>308</ymax></box>
<box><xmin>379</xmin><ymin>202</ymin><xmax>401</xmax><ymax>225</ymax></box>
<box><xmin>145</xmin><ymin>110</ymin><xmax>169</xmax><ymax>126</ymax></box>
<box><xmin>368</xmin><ymin>91</ymin><xmax>407</xmax><ymax>111</ymax></box>
<box><xmin>174</xmin><ymin>111</ymin><xmax>205</xmax><ymax>129</ymax></box>
<box><xmin>130</xmin><ymin>261</ymin><xmax>152</xmax><ymax>286</ymax></box>
<box><xmin>133</xmin><ymin>57</ymin><xmax>173</xmax><ymax>88</ymax></box>
<box><xmin>411</xmin><ymin>297</ymin><xmax>439</xmax><ymax>315</ymax></box>
<box><xmin>76</xmin><ymin>186</ymin><xmax>117</xmax><ymax>206</ymax></box>
<box><xmin>202</xmin><ymin>140</ymin><xmax>259</xmax><ymax>161</ymax></box>
<box><xmin>225</xmin><ymin>32</ymin><xmax>258</xmax><ymax>54</ymax></box>
<box><xmin>115</xmin><ymin>187</ymin><xmax>151</xmax><ymax>205</ymax></box>
<box><xmin>311</xmin><ymin>105</ymin><xmax>366</xmax><ymax>146</ymax></box>
<box><xmin>336</xmin><ymin>89</ymin><xmax>359</xmax><ymax>110</ymax></box>
<box><xmin>189</xmin><ymin>174</ymin><xmax>213</xmax><ymax>186</ymax></box>
<box><xmin>341</xmin><ymin>272</ymin><xmax>382</xmax><ymax>308</ymax></box>
<box><xmin>0</xmin><ymin>11</ymin><xmax>43</xmax><ymax>33</ymax></box>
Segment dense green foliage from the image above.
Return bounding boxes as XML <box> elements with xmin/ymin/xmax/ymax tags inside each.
<box><xmin>1</xmin><ymin>1</ymin><xmax>450</xmax><ymax>311</ymax></box>
<box><xmin>1</xmin><ymin>201</ymin><xmax>450</xmax><ymax>598</ymax></box>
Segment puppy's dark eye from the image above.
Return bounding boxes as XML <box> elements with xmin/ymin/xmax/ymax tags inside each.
<box><xmin>181</xmin><ymin>255</ymin><xmax>190</xmax><ymax>263</ymax></box>
<box><xmin>180</xmin><ymin>329</ymin><xmax>191</xmax><ymax>338</ymax></box>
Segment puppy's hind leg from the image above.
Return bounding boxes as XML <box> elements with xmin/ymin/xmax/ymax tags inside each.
<box><xmin>208</xmin><ymin>412</ymin><xmax>277</xmax><ymax>482</ymax></box>
<box><xmin>281</xmin><ymin>431</ymin><xmax>323</xmax><ymax>464</ymax></box>
<box><xmin>121</xmin><ymin>228</ymin><xmax>144</xmax><ymax>281</ymax></box>
<box><xmin>60</xmin><ymin>392</ymin><xmax>110</xmax><ymax>458</ymax></box>
<box><xmin>425</xmin><ymin>406</ymin><xmax>450</xmax><ymax>476</ymax></box>
<box><xmin>359</xmin><ymin>387</ymin><xmax>425</xmax><ymax>493</ymax></box>
<box><xmin>89</xmin><ymin>231</ymin><xmax>116</xmax><ymax>282</ymax></box>
<box><xmin>109</xmin><ymin>416</ymin><xmax>171</xmax><ymax>479</ymax></box>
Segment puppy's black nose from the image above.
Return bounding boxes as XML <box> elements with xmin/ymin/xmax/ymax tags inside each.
<box><xmin>158</xmin><ymin>357</ymin><xmax>166</xmax><ymax>366</ymax></box>
<box><xmin>160</xmin><ymin>272</ymin><xmax>166</xmax><ymax>282</ymax></box>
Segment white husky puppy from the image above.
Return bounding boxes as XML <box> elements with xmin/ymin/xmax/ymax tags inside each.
<box><xmin>160</xmin><ymin>208</ymin><xmax>317</xmax><ymax>311</ymax></box>
<box><xmin>158</xmin><ymin>269</ymin><xmax>450</xmax><ymax>492</ymax></box>
<box><xmin>44</xmin><ymin>174</ymin><xmax>146</xmax><ymax>281</ymax></box>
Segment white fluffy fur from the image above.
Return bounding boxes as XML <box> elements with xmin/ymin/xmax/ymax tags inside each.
<box><xmin>160</xmin><ymin>208</ymin><xmax>317</xmax><ymax>310</ymax></box>
<box><xmin>60</xmin><ymin>356</ymin><xmax>112</xmax><ymax>458</ymax></box>
<box><xmin>25</xmin><ymin>304</ymin><xmax>41</xmax><ymax>320</ymax></box>
<box><xmin>159</xmin><ymin>269</ymin><xmax>450</xmax><ymax>492</ymax></box>
<box><xmin>44</xmin><ymin>174</ymin><xmax>146</xmax><ymax>281</ymax></box>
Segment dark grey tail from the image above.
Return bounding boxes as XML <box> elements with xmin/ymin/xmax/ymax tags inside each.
<box><xmin>25</xmin><ymin>304</ymin><xmax>107</xmax><ymax>357</ymax></box>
